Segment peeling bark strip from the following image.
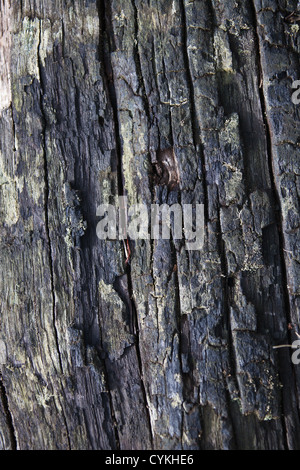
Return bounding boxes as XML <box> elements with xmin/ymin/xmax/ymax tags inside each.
<box><xmin>0</xmin><ymin>0</ymin><xmax>300</xmax><ymax>450</ymax></box>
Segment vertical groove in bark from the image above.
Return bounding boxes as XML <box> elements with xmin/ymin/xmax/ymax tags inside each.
<box><xmin>251</xmin><ymin>0</ymin><xmax>291</xmax><ymax>327</ymax></box>
<box><xmin>0</xmin><ymin>0</ymin><xmax>300</xmax><ymax>450</ymax></box>
<box><xmin>179</xmin><ymin>0</ymin><xmax>209</xmax><ymax>223</ymax></box>
<box><xmin>250</xmin><ymin>3</ymin><xmax>291</xmax><ymax>448</ymax></box>
<box><xmin>97</xmin><ymin>0</ymin><xmax>123</xmax><ymax>197</ymax></box>
<box><xmin>108</xmin><ymin>0</ymin><xmax>154</xmax><ymax>445</ymax></box>
<box><xmin>131</xmin><ymin>0</ymin><xmax>151</xmax><ymax>122</ymax></box>
<box><xmin>37</xmin><ymin>43</ymin><xmax>64</xmax><ymax>376</ymax></box>
<box><xmin>96</xmin><ymin>1</ymin><xmax>122</xmax><ymax>449</ymax></box>
<box><xmin>97</xmin><ymin>0</ymin><xmax>154</xmax><ymax>449</ymax></box>
<box><xmin>127</xmin><ymin>265</ymin><xmax>155</xmax><ymax>447</ymax></box>
<box><xmin>99</xmin><ymin>355</ymin><xmax>121</xmax><ymax>451</ymax></box>
<box><xmin>250</xmin><ymin>0</ymin><xmax>300</xmax><ymax>448</ymax></box>
<box><xmin>216</xmin><ymin>194</ymin><xmax>238</xmax><ymax>449</ymax></box>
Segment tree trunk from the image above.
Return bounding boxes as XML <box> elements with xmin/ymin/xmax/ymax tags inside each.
<box><xmin>0</xmin><ymin>0</ymin><xmax>300</xmax><ymax>450</ymax></box>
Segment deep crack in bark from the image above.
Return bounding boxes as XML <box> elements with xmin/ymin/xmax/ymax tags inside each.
<box><xmin>250</xmin><ymin>0</ymin><xmax>294</xmax><ymax>450</ymax></box>
<box><xmin>0</xmin><ymin>373</ymin><xmax>17</xmax><ymax>449</ymax></box>
<box><xmin>37</xmin><ymin>23</ymin><xmax>64</xmax><ymax>376</ymax></box>
<box><xmin>97</xmin><ymin>0</ymin><xmax>154</xmax><ymax>448</ymax></box>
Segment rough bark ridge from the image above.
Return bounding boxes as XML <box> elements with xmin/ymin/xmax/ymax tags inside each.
<box><xmin>0</xmin><ymin>0</ymin><xmax>299</xmax><ymax>450</ymax></box>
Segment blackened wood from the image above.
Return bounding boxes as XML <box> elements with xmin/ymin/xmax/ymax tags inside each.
<box><xmin>0</xmin><ymin>0</ymin><xmax>299</xmax><ymax>450</ymax></box>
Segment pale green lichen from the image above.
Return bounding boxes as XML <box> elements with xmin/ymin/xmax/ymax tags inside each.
<box><xmin>220</xmin><ymin>113</ymin><xmax>241</xmax><ymax>150</ymax></box>
<box><xmin>14</xmin><ymin>17</ymin><xmax>41</xmax><ymax>79</ymax></box>
<box><xmin>0</xmin><ymin>340</ymin><xmax>7</xmax><ymax>365</ymax></box>
<box><xmin>289</xmin><ymin>24</ymin><xmax>299</xmax><ymax>35</ymax></box>
<box><xmin>0</xmin><ymin>157</ymin><xmax>19</xmax><ymax>226</ymax></box>
<box><xmin>63</xmin><ymin>182</ymin><xmax>87</xmax><ymax>252</ymax></box>
<box><xmin>38</xmin><ymin>19</ymin><xmax>62</xmax><ymax>67</ymax></box>
<box><xmin>214</xmin><ymin>30</ymin><xmax>234</xmax><ymax>73</ymax></box>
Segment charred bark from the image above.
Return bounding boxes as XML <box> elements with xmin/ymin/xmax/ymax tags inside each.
<box><xmin>0</xmin><ymin>0</ymin><xmax>300</xmax><ymax>450</ymax></box>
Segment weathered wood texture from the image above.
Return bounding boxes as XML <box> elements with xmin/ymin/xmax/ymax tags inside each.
<box><xmin>0</xmin><ymin>0</ymin><xmax>300</xmax><ymax>450</ymax></box>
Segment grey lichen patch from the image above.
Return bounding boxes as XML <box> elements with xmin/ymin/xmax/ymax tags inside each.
<box><xmin>98</xmin><ymin>167</ymin><xmax>114</xmax><ymax>203</ymax></box>
<box><xmin>0</xmin><ymin>340</ymin><xmax>7</xmax><ymax>365</ymax></box>
<box><xmin>0</xmin><ymin>176</ymin><xmax>19</xmax><ymax>227</ymax></box>
<box><xmin>288</xmin><ymin>23</ymin><xmax>300</xmax><ymax>35</ymax></box>
<box><xmin>13</xmin><ymin>17</ymin><xmax>41</xmax><ymax>81</ymax></box>
<box><xmin>98</xmin><ymin>279</ymin><xmax>135</xmax><ymax>362</ymax></box>
<box><xmin>220</xmin><ymin>113</ymin><xmax>241</xmax><ymax>151</ymax></box>
<box><xmin>62</xmin><ymin>182</ymin><xmax>87</xmax><ymax>249</ymax></box>
<box><xmin>220</xmin><ymin>195</ymin><xmax>266</xmax><ymax>276</ymax></box>
<box><xmin>222</xmin><ymin>166</ymin><xmax>244</xmax><ymax>206</ymax></box>
<box><xmin>38</xmin><ymin>18</ymin><xmax>62</xmax><ymax>68</ymax></box>
<box><xmin>232</xmin><ymin>331</ymin><xmax>280</xmax><ymax>421</ymax></box>
<box><xmin>10</xmin><ymin>16</ymin><xmax>41</xmax><ymax>116</ymax></box>
<box><xmin>213</xmin><ymin>29</ymin><xmax>234</xmax><ymax>73</ymax></box>
<box><xmin>239</xmin><ymin>205</ymin><xmax>264</xmax><ymax>273</ymax></box>
<box><xmin>249</xmin><ymin>190</ymin><xmax>273</xmax><ymax>236</ymax></box>
<box><xmin>217</xmin><ymin>113</ymin><xmax>245</xmax><ymax>207</ymax></box>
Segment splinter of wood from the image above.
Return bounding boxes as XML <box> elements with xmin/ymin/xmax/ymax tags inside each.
<box><xmin>123</xmin><ymin>238</ymin><xmax>131</xmax><ymax>265</ymax></box>
<box><xmin>284</xmin><ymin>11</ymin><xmax>300</xmax><ymax>23</ymax></box>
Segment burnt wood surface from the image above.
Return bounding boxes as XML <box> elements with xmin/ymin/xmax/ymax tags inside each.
<box><xmin>0</xmin><ymin>0</ymin><xmax>300</xmax><ymax>450</ymax></box>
